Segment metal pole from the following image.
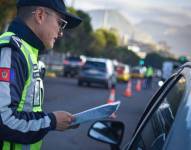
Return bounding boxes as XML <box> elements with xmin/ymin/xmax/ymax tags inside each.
<box><xmin>103</xmin><ymin>0</ymin><xmax>108</xmax><ymax>28</ymax></box>
<box><xmin>71</xmin><ymin>0</ymin><xmax>76</xmax><ymax>7</ymax></box>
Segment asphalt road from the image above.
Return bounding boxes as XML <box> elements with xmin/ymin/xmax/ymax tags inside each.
<box><xmin>42</xmin><ymin>77</ymin><xmax>158</xmax><ymax>150</ymax></box>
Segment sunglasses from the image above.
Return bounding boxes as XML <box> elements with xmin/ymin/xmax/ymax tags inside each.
<box><xmin>57</xmin><ymin>17</ymin><xmax>68</xmax><ymax>32</ymax></box>
<box><xmin>44</xmin><ymin>10</ymin><xmax>68</xmax><ymax>32</ymax></box>
<box><xmin>32</xmin><ymin>9</ymin><xmax>68</xmax><ymax>32</ymax></box>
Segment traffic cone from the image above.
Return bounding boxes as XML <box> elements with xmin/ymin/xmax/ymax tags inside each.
<box><xmin>135</xmin><ymin>79</ymin><xmax>142</xmax><ymax>92</ymax></box>
<box><xmin>107</xmin><ymin>88</ymin><xmax>117</xmax><ymax>119</ymax></box>
<box><xmin>124</xmin><ymin>80</ymin><xmax>132</xmax><ymax>97</ymax></box>
<box><xmin>107</xmin><ymin>88</ymin><xmax>116</xmax><ymax>104</ymax></box>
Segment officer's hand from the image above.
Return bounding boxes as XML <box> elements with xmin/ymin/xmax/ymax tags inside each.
<box><xmin>53</xmin><ymin>111</ymin><xmax>75</xmax><ymax>131</ymax></box>
<box><xmin>68</xmin><ymin>124</ymin><xmax>80</xmax><ymax>129</ymax></box>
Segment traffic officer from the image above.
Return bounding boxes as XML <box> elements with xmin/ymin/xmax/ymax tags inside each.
<box><xmin>145</xmin><ymin>66</ymin><xmax>154</xmax><ymax>89</ymax></box>
<box><xmin>0</xmin><ymin>0</ymin><xmax>81</xmax><ymax>149</ymax></box>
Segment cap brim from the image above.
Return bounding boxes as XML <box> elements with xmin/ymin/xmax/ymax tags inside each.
<box><xmin>61</xmin><ymin>12</ymin><xmax>82</xmax><ymax>29</ymax></box>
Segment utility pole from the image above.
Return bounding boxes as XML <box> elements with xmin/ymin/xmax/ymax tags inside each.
<box><xmin>103</xmin><ymin>0</ymin><xmax>108</xmax><ymax>28</ymax></box>
<box><xmin>71</xmin><ymin>0</ymin><xmax>75</xmax><ymax>7</ymax></box>
<box><xmin>103</xmin><ymin>9</ymin><xmax>108</xmax><ymax>28</ymax></box>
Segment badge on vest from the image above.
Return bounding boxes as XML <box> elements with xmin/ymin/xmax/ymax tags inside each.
<box><xmin>33</xmin><ymin>64</ymin><xmax>40</xmax><ymax>78</ymax></box>
<box><xmin>33</xmin><ymin>71</ymin><xmax>40</xmax><ymax>78</ymax></box>
<box><xmin>0</xmin><ymin>68</ymin><xmax>15</xmax><ymax>82</ymax></box>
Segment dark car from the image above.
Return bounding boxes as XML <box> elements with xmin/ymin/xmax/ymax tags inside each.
<box><xmin>63</xmin><ymin>56</ymin><xmax>86</xmax><ymax>77</ymax></box>
<box><xmin>78</xmin><ymin>58</ymin><xmax>116</xmax><ymax>89</ymax></box>
<box><xmin>88</xmin><ymin>62</ymin><xmax>191</xmax><ymax>150</ymax></box>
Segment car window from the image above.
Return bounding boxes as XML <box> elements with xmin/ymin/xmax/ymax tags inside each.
<box><xmin>67</xmin><ymin>57</ymin><xmax>82</xmax><ymax>62</ymax></box>
<box><xmin>131</xmin><ymin>69</ymin><xmax>140</xmax><ymax>74</ymax></box>
<box><xmin>83</xmin><ymin>61</ymin><xmax>106</xmax><ymax>72</ymax></box>
<box><xmin>129</xmin><ymin>76</ymin><xmax>186</xmax><ymax>150</ymax></box>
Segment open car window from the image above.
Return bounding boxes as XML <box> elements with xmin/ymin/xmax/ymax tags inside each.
<box><xmin>126</xmin><ymin>73</ymin><xmax>186</xmax><ymax>150</ymax></box>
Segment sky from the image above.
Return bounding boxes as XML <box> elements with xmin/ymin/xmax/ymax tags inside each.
<box><xmin>66</xmin><ymin>0</ymin><xmax>191</xmax><ymax>9</ymax></box>
<box><xmin>65</xmin><ymin>0</ymin><xmax>191</xmax><ymax>57</ymax></box>
<box><xmin>65</xmin><ymin>0</ymin><xmax>191</xmax><ymax>25</ymax></box>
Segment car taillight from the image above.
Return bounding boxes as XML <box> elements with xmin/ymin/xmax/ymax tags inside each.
<box><xmin>117</xmin><ymin>68</ymin><xmax>124</xmax><ymax>74</ymax></box>
<box><xmin>63</xmin><ymin>60</ymin><xmax>69</xmax><ymax>65</ymax></box>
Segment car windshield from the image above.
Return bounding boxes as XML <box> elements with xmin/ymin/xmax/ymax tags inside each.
<box><xmin>83</xmin><ymin>61</ymin><xmax>106</xmax><ymax>72</ymax></box>
<box><xmin>131</xmin><ymin>69</ymin><xmax>140</xmax><ymax>73</ymax></box>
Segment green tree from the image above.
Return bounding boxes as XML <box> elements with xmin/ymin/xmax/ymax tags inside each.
<box><xmin>54</xmin><ymin>8</ymin><xmax>93</xmax><ymax>55</ymax></box>
<box><xmin>88</xmin><ymin>28</ymin><xmax>119</xmax><ymax>57</ymax></box>
<box><xmin>145</xmin><ymin>52</ymin><xmax>173</xmax><ymax>69</ymax></box>
<box><xmin>88</xmin><ymin>30</ymin><xmax>106</xmax><ymax>56</ymax></box>
<box><xmin>0</xmin><ymin>0</ymin><xmax>16</xmax><ymax>32</ymax></box>
<box><xmin>96</xmin><ymin>28</ymin><xmax>119</xmax><ymax>48</ymax></box>
<box><xmin>103</xmin><ymin>46</ymin><xmax>140</xmax><ymax>66</ymax></box>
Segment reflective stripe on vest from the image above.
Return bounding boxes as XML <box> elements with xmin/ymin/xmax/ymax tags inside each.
<box><xmin>0</xmin><ymin>32</ymin><xmax>43</xmax><ymax>150</ymax></box>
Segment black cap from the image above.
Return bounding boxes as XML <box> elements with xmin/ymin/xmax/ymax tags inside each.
<box><xmin>16</xmin><ymin>0</ymin><xmax>82</xmax><ymax>29</ymax></box>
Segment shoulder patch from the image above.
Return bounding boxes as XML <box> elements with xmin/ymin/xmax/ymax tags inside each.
<box><xmin>10</xmin><ymin>35</ymin><xmax>22</xmax><ymax>49</ymax></box>
<box><xmin>0</xmin><ymin>68</ymin><xmax>10</xmax><ymax>82</ymax></box>
<box><xmin>0</xmin><ymin>68</ymin><xmax>15</xmax><ymax>82</ymax></box>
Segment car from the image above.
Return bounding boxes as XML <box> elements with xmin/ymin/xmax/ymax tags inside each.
<box><xmin>88</xmin><ymin>62</ymin><xmax>191</xmax><ymax>150</ymax></box>
<box><xmin>115</xmin><ymin>64</ymin><xmax>131</xmax><ymax>82</ymax></box>
<box><xmin>130</xmin><ymin>66</ymin><xmax>145</xmax><ymax>78</ymax></box>
<box><xmin>78</xmin><ymin>58</ymin><xmax>116</xmax><ymax>89</ymax></box>
<box><xmin>63</xmin><ymin>55</ymin><xmax>86</xmax><ymax>77</ymax></box>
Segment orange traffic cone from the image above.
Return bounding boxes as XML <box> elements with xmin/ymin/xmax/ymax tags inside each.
<box><xmin>136</xmin><ymin>79</ymin><xmax>142</xmax><ymax>92</ymax></box>
<box><xmin>124</xmin><ymin>80</ymin><xmax>132</xmax><ymax>97</ymax></box>
<box><xmin>107</xmin><ymin>88</ymin><xmax>117</xmax><ymax>119</ymax></box>
<box><xmin>107</xmin><ymin>88</ymin><xmax>116</xmax><ymax>104</ymax></box>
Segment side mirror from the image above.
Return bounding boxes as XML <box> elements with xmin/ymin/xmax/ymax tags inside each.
<box><xmin>88</xmin><ymin>120</ymin><xmax>124</xmax><ymax>146</ymax></box>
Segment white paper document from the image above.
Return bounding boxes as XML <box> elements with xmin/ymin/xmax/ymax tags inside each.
<box><xmin>71</xmin><ymin>101</ymin><xmax>121</xmax><ymax>126</ymax></box>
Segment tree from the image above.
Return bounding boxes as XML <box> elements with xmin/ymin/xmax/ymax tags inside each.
<box><xmin>54</xmin><ymin>8</ymin><xmax>93</xmax><ymax>55</ymax></box>
<box><xmin>145</xmin><ymin>52</ymin><xmax>174</xmax><ymax>69</ymax></box>
<box><xmin>88</xmin><ymin>30</ymin><xmax>106</xmax><ymax>56</ymax></box>
<box><xmin>95</xmin><ymin>28</ymin><xmax>119</xmax><ymax>48</ymax></box>
<box><xmin>0</xmin><ymin>0</ymin><xmax>16</xmax><ymax>32</ymax></box>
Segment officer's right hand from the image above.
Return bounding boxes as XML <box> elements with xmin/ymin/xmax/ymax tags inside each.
<box><xmin>53</xmin><ymin>111</ymin><xmax>75</xmax><ymax>131</ymax></box>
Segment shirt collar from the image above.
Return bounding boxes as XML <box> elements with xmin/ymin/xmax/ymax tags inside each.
<box><xmin>8</xmin><ymin>17</ymin><xmax>45</xmax><ymax>51</ymax></box>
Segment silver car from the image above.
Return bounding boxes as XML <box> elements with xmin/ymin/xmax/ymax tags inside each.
<box><xmin>88</xmin><ymin>62</ymin><xmax>191</xmax><ymax>150</ymax></box>
<box><xmin>78</xmin><ymin>58</ymin><xmax>116</xmax><ymax>89</ymax></box>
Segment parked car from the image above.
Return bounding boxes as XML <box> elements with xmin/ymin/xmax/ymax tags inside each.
<box><xmin>63</xmin><ymin>55</ymin><xmax>86</xmax><ymax>77</ymax></box>
<box><xmin>78</xmin><ymin>58</ymin><xmax>116</xmax><ymax>89</ymax></box>
<box><xmin>115</xmin><ymin>64</ymin><xmax>131</xmax><ymax>82</ymax></box>
<box><xmin>88</xmin><ymin>62</ymin><xmax>191</xmax><ymax>150</ymax></box>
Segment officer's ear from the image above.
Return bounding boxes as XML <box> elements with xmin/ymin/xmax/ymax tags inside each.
<box><xmin>32</xmin><ymin>7</ymin><xmax>46</xmax><ymax>25</ymax></box>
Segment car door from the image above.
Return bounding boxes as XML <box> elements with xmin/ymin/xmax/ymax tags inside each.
<box><xmin>123</xmin><ymin>63</ymin><xmax>191</xmax><ymax>150</ymax></box>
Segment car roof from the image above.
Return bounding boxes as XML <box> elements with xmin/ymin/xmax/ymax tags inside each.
<box><xmin>86</xmin><ymin>58</ymin><xmax>111</xmax><ymax>63</ymax></box>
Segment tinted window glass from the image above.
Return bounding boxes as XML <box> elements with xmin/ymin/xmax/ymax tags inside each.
<box><xmin>131</xmin><ymin>69</ymin><xmax>140</xmax><ymax>74</ymax></box>
<box><xmin>67</xmin><ymin>57</ymin><xmax>81</xmax><ymax>61</ymax></box>
<box><xmin>130</xmin><ymin>76</ymin><xmax>186</xmax><ymax>150</ymax></box>
<box><xmin>83</xmin><ymin>61</ymin><xmax>106</xmax><ymax>72</ymax></box>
